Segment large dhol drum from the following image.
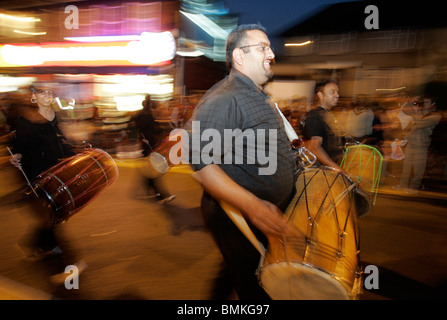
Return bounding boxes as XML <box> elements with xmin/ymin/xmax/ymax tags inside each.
<box><xmin>258</xmin><ymin>166</ymin><xmax>362</xmax><ymax>300</ymax></box>
<box><xmin>33</xmin><ymin>148</ymin><xmax>118</xmax><ymax>225</ymax></box>
<box><xmin>340</xmin><ymin>144</ymin><xmax>383</xmax><ymax>210</ymax></box>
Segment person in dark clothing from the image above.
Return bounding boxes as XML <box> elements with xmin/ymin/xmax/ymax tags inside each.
<box><xmin>303</xmin><ymin>79</ymin><xmax>345</xmax><ymax>172</ymax></box>
<box><xmin>9</xmin><ymin>85</ymin><xmax>75</xmax><ymax>259</ymax></box>
<box><xmin>8</xmin><ymin>85</ymin><xmax>87</xmax><ymax>285</ymax></box>
<box><xmin>132</xmin><ymin>94</ymin><xmax>175</xmax><ymax>204</ymax></box>
<box><xmin>11</xmin><ymin>92</ymin><xmax>73</xmax><ymax>183</ymax></box>
<box><xmin>133</xmin><ymin>95</ymin><xmax>164</xmax><ymax>158</ymax></box>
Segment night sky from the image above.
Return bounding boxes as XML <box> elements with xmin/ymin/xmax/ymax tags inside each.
<box><xmin>223</xmin><ymin>0</ymin><xmax>361</xmax><ymax>36</ymax></box>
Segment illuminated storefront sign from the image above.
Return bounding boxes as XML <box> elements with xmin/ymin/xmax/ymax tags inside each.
<box><xmin>0</xmin><ymin>75</ymin><xmax>36</xmax><ymax>92</ymax></box>
<box><xmin>0</xmin><ymin>31</ymin><xmax>176</xmax><ymax>67</ymax></box>
<box><xmin>95</xmin><ymin>74</ymin><xmax>175</xmax><ymax>109</ymax></box>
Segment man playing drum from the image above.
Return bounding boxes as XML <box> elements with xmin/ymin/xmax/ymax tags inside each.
<box><xmin>303</xmin><ymin>80</ymin><xmax>345</xmax><ymax>173</ymax></box>
<box><xmin>188</xmin><ymin>24</ymin><xmax>296</xmax><ymax>299</ymax></box>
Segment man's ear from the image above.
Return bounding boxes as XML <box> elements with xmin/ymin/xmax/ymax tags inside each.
<box><xmin>317</xmin><ymin>91</ymin><xmax>323</xmax><ymax>102</ymax></box>
<box><xmin>232</xmin><ymin>48</ymin><xmax>244</xmax><ymax>67</ymax></box>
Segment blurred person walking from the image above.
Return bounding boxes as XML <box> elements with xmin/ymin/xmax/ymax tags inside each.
<box><xmin>9</xmin><ymin>84</ymin><xmax>86</xmax><ymax>281</ymax></box>
<box><xmin>345</xmin><ymin>98</ymin><xmax>375</xmax><ymax>143</ymax></box>
<box><xmin>376</xmin><ymin>100</ymin><xmax>406</xmax><ymax>182</ymax></box>
<box><xmin>132</xmin><ymin>94</ymin><xmax>175</xmax><ymax>204</ymax></box>
<box><xmin>395</xmin><ymin>96</ymin><xmax>441</xmax><ymax>194</ymax></box>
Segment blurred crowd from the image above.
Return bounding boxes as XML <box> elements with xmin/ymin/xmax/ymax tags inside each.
<box><xmin>1</xmin><ymin>85</ymin><xmax>446</xmax><ymax>194</ymax></box>
<box><xmin>0</xmin><ymin>89</ymin><xmax>202</xmax><ymax>161</ymax></box>
<box><xmin>279</xmin><ymin>91</ymin><xmax>446</xmax><ymax>193</ymax></box>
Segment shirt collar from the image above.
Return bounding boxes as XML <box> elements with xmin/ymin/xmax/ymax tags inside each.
<box><xmin>229</xmin><ymin>69</ymin><xmax>267</xmax><ymax>96</ymax></box>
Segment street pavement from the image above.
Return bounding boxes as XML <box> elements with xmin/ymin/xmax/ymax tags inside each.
<box><xmin>0</xmin><ymin>157</ymin><xmax>446</xmax><ymax>301</ymax></box>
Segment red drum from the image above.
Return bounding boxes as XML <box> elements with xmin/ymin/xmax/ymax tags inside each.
<box><xmin>258</xmin><ymin>166</ymin><xmax>362</xmax><ymax>300</ymax></box>
<box><xmin>33</xmin><ymin>148</ymin><xmax>118</xmax><ymax>225</ymax></box>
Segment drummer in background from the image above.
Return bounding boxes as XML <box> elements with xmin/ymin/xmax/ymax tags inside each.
<box><xmin>188</xmin><ymin>23</ymin><xmax>296</xmax><ymax>299</ymax></box>
<box><xmin>9</xmin><ymin>84</ymin><xmax>85</xmax><ymax>281</ymax></box>
<box><xmin>132</xmin><ymin>94</ymin><xmax>176</xmax><ymax>204</ymax></box>
<box><xmin>303</xmin><ymin>80</ymin><xmax>345</xmax><ymax>173</ymax></box>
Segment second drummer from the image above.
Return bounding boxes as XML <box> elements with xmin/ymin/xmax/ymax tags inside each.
<box><xmin>303</xmin><ymin>79</ymin><xmax>345</xmax><ymax>173</ymax></box>
<box><xmin>8</xmin><ymin>84</ymin><xmax>84</xmax><ymax>279</ymax></box>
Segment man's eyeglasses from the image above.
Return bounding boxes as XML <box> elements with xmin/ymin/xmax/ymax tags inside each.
<box><xmin>239</xmin><ymin>42</ymin><xmax>274</xmax><ymax>53</ymax></box>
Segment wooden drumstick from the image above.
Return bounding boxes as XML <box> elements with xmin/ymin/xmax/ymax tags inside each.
<box><xmin>7</xmin><ymin>147</ymin><xmax>39</xmax><ymax>197</ymax></box>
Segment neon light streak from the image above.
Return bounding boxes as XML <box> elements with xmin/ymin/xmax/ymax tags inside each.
<box><xmin>0</xmin><ymin>32</ymin><xmax>176</xmax><ymax>67</ymax></box>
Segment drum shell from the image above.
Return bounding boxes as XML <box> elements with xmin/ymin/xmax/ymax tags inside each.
<box><xmin>139</xmin><ymin>154</ymin><xmax>165</xmax><ymax>179</ymax></box>
<box><xmin>259</xmin><ymin>166</ymin><xmax>361</xmax><ymax>300</ymax></box>
<box><xmin>33</xmin><ymin>148</ymin><xmax>118</xmax><ymax>225</ymax></box>
<box><xmin>341</xmin><ymin>144</ymin><xmax>383</xmax><ymax>208</ymax></box>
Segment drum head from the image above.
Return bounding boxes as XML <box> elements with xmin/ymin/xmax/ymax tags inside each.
<box><xmin>340</xmin><ymin>144</ymin><xmax>383</xmax><ymax>205</ymax></box>
<box><xmin>260</xmin><ymin>262</ymin><xmax>349</xmax><ymax>300</ymax></box>
<box><xmin>149</xmin><ymin>152</ymin><xmax>169</xmax><ymax>174</ymax></box>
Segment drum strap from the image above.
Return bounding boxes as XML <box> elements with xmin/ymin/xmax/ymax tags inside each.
<box><xmin>274</xmin><ymin>103</ymin><xmax>298</xmax><ymax>142</ymax></box>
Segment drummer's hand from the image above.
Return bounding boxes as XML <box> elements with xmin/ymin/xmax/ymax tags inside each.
<box><xmin>10</xmin><ymin>153</ymin><xmax>22</xmax><ymax>168</ymax></box>
<box><xmin>244</xmin><ymin>200</ymin><xmax>288</xmax><ymax>238</ymax></box>
<box><xmin>333</xmin><ymin>165</ymin><xmax>347</xmax><ymax>176</ymax></box>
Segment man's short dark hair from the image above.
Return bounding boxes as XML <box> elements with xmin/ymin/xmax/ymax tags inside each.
<box><xmin>225</xmin><ymin>23</ymin><xmax>267</xmax><ymax>70</ymax></box>
<box><xmin>314</xmin><ymin>79</ymin><xmax>338</xmax><ymax>95</ymax></box>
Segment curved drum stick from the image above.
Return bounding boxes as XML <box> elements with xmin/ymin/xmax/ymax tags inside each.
<box><xmin>6</xmin><ymin>146</ymin><xmax>39</xmax><ymax>198</ymax></box>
